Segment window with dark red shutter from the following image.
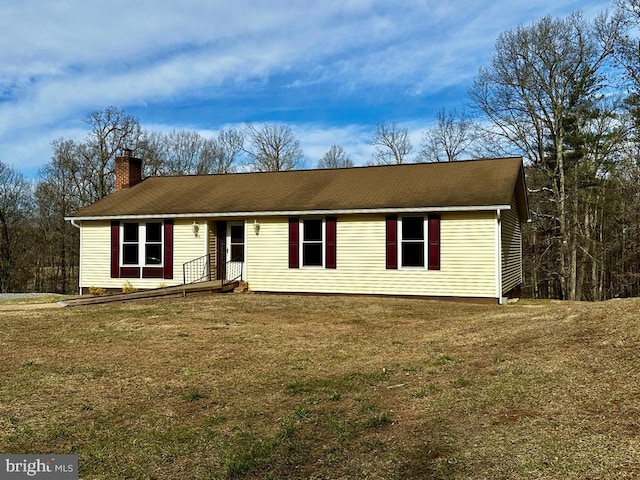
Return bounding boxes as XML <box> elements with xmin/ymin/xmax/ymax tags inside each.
<box><xmin>289</xmin><ymin>217</ymin><xmax>337</xmax><ymax>269</ymax></box>
<box><xmin>111</xmin><ymin>220</ymin><xmax>173</xmax><ymax>279</ymax></box>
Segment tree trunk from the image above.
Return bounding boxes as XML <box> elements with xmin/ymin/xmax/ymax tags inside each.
<box><xmin>0</xmin><ymin>214</ymin><xmax>11</xmax><ymax>292</ymax></box>
<box><xmin>555</xmin><ymin>133</ymin><xmax>571</xmax><ymax>300</ymax></box>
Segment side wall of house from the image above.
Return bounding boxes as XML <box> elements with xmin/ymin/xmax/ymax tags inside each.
<box><xmin>79</xmin><ymin>219</ymin><xmax>207</xmax><ymax>291</ymax></box>
<box><xmin>246</xmin><ymin>212</ymin><xmax>498</xmax><ymax>299</ymax></box>
<box><xmin>501</xmin><ymin>197</ymin><xmax>523</xmax><ymax>295</ymax></box>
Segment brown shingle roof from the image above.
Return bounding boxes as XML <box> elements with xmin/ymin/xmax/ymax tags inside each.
<box><xmin>71</xmin><ymin>157</ymin><xmax>528</xmax><ymax>220</ymax></box>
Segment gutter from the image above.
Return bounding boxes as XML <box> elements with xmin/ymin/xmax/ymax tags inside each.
<box><xmin>65</xmin><ymin>204</ymin><xmax>514</xmax><ymax>222</ymax></box>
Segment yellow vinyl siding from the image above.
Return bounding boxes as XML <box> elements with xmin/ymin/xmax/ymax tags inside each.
<box><xmin>247</xmin><ymin>212</ymin><xmax>497</xmax><ymax>299</ymax></box>
<box><xmin>79</xmin><ymin>219</ymin><xmax>206</xmax><ymax>290</ymax></box>
<box><xmin>79</xmin><ymin>221</ymin><xmax>113</xmax><ymax>289</ymax></box>
<box><xmin>173</xmin><ymin>219</ymin><xmax>209</xmax><ymax>283</ymax></box>
<box><xmin>80</xmin><ymin>213</ymin><xmax>501</xmax><ymax>299</ymax></box>
<box><xmin>501</xmin><ymin>197</ymin><xmax>523</xmax><ymax>294</ymax></box>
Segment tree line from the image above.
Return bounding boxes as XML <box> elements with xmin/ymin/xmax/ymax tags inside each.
<box><xmin>2</xmin><ymin>1</ymin><xmax>640</xmax><ymax>300</ymax></box>
<box><xmin>0</xmin><ymin>111</ymin><xmax>425</xmax><ymax>294</ymax></box>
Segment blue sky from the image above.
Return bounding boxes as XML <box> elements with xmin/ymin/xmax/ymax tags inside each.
<box><xmin>0</xmin><ymin>0</ymin><xmax>614</xmax><ymax>176</ymax></box>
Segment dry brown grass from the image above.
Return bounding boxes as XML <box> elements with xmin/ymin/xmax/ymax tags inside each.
<box><xmin>1</xmin><ymin>294</ymin><xmax>638</xmax><ymax>479</ymax></box>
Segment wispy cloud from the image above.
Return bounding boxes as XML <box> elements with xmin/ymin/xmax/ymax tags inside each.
<box><xmin>0</xmin><ymin>0</ymin><xmax>613</xmax><ymax>174</ymax></box>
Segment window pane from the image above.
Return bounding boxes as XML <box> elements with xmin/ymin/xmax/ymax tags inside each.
<box><xmin>230</xmin><ymin>244</ymin><xmax>244</xmax><ymax>262</ymax></box>
<box><xmin>123</xmin><ymin>244</ymin><xmax>139</xmax><ymax>265</ymax></box>
<box><xmin>123</xmin><ymin>223</ymin><xmax>139</xmax><ymax>242</ymax></box>
<box><xmin>230</xmin><ymin>225</ymin><xmax>244</xmax><ymax>244</ymax></box>
<box><xmin>145</xmin><ymin>244</ymin><xmax>162</xmax><ymax>265</ymax></box>
<box><xmin>402</xmin><ymin>217</ymin><xmax>424</xmax><ymax>240</ymax></box>
<box><xmin>146</xmin><ymin>222</ymin><xmax>162</xmax><ymax>243</ymax></box>
<box><xmin>303</xmin><ymin>243</ymin><xmax>323</xmax><ymax>266</ymax></box>
<box><xmin>304</xmin><ymin>220</ymin><xmax>322</xmax><ymax>241</ymax></box>
<box><xmin>402</xmin><ymin>243</ymin><xmax>424</xmax><ymax>267</ymax></box>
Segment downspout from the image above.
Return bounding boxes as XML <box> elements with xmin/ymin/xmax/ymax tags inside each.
<box><xmin>496</xmin><ymin>210</ymin><xmax>503</xmax><ymax>305</ymax></box>
<box><xmin>69</xmin><ymin>219</ymin><xmax>82</xmax><ymax>294</ymax></box>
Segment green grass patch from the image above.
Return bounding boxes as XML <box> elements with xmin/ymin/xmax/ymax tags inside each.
<box><xmin>183</xmin><ymin>389</ymin><xmax>207</xmax><ymax>402</ymax></box>
<box><xmin>433</xmin><ymin>354</ymin><xmax>456</xmax><ymax>366</ymax></box>
<box><xmin>364</xmin><ymin>412</ymin><xmax>392</xmax><ymax>429</ymax></box>
<box><xmin>411</xmin><ymin>384</ymin><xmax>438</xmax><ymax>398</ymax></box>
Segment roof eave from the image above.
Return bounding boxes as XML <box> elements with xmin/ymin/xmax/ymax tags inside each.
<box><xmin>66</xmin><ymin>204</ymin><xmax>513</xmax><ymax>222</ymax></box>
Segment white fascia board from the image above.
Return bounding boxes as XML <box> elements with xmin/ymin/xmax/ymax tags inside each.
<box><xmin>66</xmin><ymin>204</ymin><xmax>512</xmax><ymax>221</ymax></box>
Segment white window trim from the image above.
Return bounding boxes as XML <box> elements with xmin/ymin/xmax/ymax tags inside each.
<box><xmin>399</xmin><ymin>216</ymin><xmax>428</xmax><ymax>269</ymax></box>
<box><xmin>300</xmin><ymin>218</ymin><xmax>325</xmax><ymax>268</ymax></box>
<box><xmin>120</xmin><ymin>222</ymin><xmax>164</xmax><ymax>268</ymax></box>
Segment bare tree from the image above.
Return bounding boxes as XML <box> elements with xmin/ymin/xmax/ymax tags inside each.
<box><xmin>161</xmin><ymin>130</ymin><xmax>205</xmax><ymax>175</ymax></box>
<box><xmin>317</xmin><ymin>145</ymin><xmax>354</xmax><ymax>169</ymax></box>
<box><xmin>138</xmin><ymin>131</ymin><xmax>169</xmax><ymax>177</ymax></box>
<box><xmin>418</xmin><ymin>109</ymin><xmax>478</xmax><ymax>162</ymax></box>
<box><xmin>469</xmin><ymin>12</ymin><xmax>621</xmax><ymax>300</ymax></box>
<box><xmin>0</xmin><ymin>162</ymin><xmax>31</xmax><ymax>292</ymax></box>
<box><xmin>615</xmin><ymin>0</ymin><xmax>640</xmax><ymax>86</ymax></box>
<box><xmin>78</xmin><ymin>106</ymin><xmax>142</xmax><ymax>201</ymax></box>
<box><xmin>370</xmin><ymin>122</ymin><xmax>412</xmax><ymax>164</ymax></box>
<box><xmin>198</xmin><ymin>128</ymin><xmax>244</xmax><ymax>174</ymax></box>
<box><xmin>613</xmin><ymin>1</ymin><xmax>640</xmax><ymax>143</ymax></box>
<box><xmin>35</xmin><ymin>141</ymin><xmax>84</xmax><ymax>293</ymax></box>
<box><xmin>243</xmin><ymin>123</ymin><xmax>304</xmax><ymax>171</ymax></box>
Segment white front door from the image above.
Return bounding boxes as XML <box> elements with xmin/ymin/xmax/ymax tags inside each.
<box><xmin>226</xmin><ymin>222</ymin><xmax>245</xmax><ymax>281</ymax></box>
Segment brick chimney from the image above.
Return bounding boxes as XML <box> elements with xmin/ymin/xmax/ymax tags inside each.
<box><xmin>115</xmin><ymin>149</ymin><xmax>143</xmax><ymax>191</ymax></box>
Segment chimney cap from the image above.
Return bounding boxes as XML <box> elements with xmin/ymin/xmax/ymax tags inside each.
<box><xmin>120</xmin><ymin>147</ymin><xmax>133</xmax><ymax>157</ymax></box>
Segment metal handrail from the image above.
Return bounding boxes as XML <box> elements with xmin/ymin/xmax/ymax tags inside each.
<box><xmin>183</xmin><ymin>254</ymin><xmax>211</xmax><ymax>284</ymax></box>
<box><xmin>222</xmin><ymin>257</ymin><xmax>244</xmax><ymax>285</ymax></box>
<box><xmin>182</xmin><ymin>253</ymin><xmax>243</xmax><ymax>286</ymax></box>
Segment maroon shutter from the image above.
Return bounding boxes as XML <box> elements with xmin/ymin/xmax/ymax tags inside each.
<box><xmin>216</xmin><ymin>221</ymin><xmax>226</xmax><ymax>281</ymax></box>
<box><xmin>428</xmin><ymin>215</ymin><xmax>441</xmax><ymax>270</ymax></box>
<box><xmin>163</xmin><ymin>220</ymin><xmax>174</xmax><ymax>279</ymax></box>
<box><xmin>289</xmin><ymin>217</ymin><xmax>299</xmax><ymax>268</ymax></box>
<box><xmin>386</xmin><ymin>216</ymin><xmax>398</xmax><ymax>269</ymax></box>
<box><xmin>326</xmin><ymin>217</ymin><xmax>337</xmax><ymax>269</ymax></box>
<box><xmin>111</xmin><ymin>221</ymin><xmax>120</xmax><ymax>278</ymax></box>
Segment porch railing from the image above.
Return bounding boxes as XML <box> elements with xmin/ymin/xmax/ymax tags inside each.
<box><xmin>223</xmin><ymin>257</ymin><xmax>244</xmax><ymax>284</ymax></box>
<box><xmin>183</xmin><ymin>254</ymin><xmax>211</xmax><ymax>284</ymax></box>
<box><xmin>182</xmin><ymin>254</ymin><xmax>244</xmax><ymax>286</ymax></box>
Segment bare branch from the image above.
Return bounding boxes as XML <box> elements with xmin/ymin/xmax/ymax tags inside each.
<box><xmin>370</xmin><ymin>122</ymin><xmax>412</xmax><ymax>164</ymax></box>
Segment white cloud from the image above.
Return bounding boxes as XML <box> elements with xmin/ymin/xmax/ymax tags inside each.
<box><xmin>1</xmin><ymin>125</ymin><xmax>87</xmax><ymax>176</ymax></box>
<box><xmin>293</xmin><ymin>124</ymin><xmax>374</xmax><ymax>167</ymax></box>
<box><xmin>0</xmin><ymin>0</ymin><xmax>614</xmax><ymax>175</ymax></box>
